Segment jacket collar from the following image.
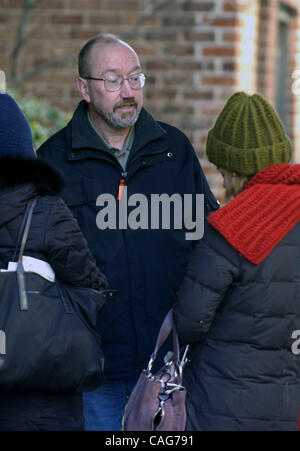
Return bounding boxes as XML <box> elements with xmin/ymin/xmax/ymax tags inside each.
<box><xmin>70</xmin><ymin>101</ymin><xmax>167</xmax><ymax>158</ymax></box>
<box><xmin>71</xmin><ymin>101</ymin><xmax>109</xmax><ymax>152</ymax></box>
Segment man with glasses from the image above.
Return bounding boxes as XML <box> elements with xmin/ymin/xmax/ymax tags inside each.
<box><xmin>37</xmin><ymin>34</ymin><xmax>219</xmax><ymax>431</ymax></box>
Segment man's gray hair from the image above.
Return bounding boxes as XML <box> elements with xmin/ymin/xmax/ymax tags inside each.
<box><xmin>78</xmin><ymin>33</ymin><xmax>121</xmax><ymax>78</ymax></box>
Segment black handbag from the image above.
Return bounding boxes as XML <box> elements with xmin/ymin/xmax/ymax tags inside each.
<box><xmin>0</xmin><ymin>196</ymin><xmax>116</xmax><ymax>393</ymax></box>
<box><xmin>122</xmin><ymin>309</ymin><xmax>189</xmax><ymax>431</ymax></box>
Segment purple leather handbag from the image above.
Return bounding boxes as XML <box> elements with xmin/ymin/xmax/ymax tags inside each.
<box><xmin>122</xmin><ymin>310</ymin><xmax>189</xmax><ymax>431</ymax></box>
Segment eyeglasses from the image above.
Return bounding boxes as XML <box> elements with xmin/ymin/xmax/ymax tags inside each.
<box><xmin>83</xmin><ymin>73</ymin><xmax>146</xmax><ymax>92</ymax></box>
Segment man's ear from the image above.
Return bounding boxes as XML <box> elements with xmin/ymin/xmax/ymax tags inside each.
<box><xmin>77</xmin><ymin>77</ymin><xmax>91</xmax><ymax>103</ymax></box>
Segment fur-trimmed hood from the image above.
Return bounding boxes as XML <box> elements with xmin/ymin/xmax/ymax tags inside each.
<box><xmin>0</xmin><ymin>155</ymin><xmax>64</xmax><ymax>195</ymax></box>
<box><xmin>0</xmin><ymin>156</ymin><xmax>65</xmax><ymax>227</ymax></box>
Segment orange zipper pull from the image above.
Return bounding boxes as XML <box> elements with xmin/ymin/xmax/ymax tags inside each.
<box><xmin>117</xmin><ymin>178</ymin><xmax>125</xmax><ymax>201</ymax></box>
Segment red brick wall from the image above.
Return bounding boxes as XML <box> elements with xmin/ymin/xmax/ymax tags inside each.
<box><xmin>1</xmin><ymin>0</ymin><xmax>300</xmax><ymax>202</ymax></box>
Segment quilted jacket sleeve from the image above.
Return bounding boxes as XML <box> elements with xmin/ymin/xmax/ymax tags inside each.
<box><xmin>173</xmin><ymin>222</ymin><xmax>240</xmax><ymax>345</ymax></box>
<box><xmin>44</xmin><ymin>197</ymin><xmax>109</xmax><ymax>291</ymax></box>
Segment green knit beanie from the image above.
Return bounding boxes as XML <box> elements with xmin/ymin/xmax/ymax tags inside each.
<box><xmin>206</xmin><ymin>92</ymin><xmax>292</xmax><ymax>176</ymax></box>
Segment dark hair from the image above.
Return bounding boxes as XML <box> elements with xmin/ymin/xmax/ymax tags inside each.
<box><xmin>78</xmin><ymin>33</ymin><xmax>120</xmax><ymax>78</ymax></box>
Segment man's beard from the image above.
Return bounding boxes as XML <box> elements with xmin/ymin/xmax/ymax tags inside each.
<box><xmin>95</xmin><ymin>99</ymin><xmax>141</xmax><ymax>129</ymax></box>
<box><xmin>109</xmin><ymin>110</ymin><xmax>140</xmax><ymax>128</ymax></box>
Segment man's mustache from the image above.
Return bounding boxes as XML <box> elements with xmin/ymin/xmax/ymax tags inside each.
<box><xmin>113</xmin><ymin>99</ymin><xmax>138</xmax><ymax>111</ymax></box>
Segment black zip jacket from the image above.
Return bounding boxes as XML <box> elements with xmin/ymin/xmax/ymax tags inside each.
<box><xmin>0</xmin><ymin>156</ymin><xmax>108</xmax><ymax>431</ymax></box>
<box><xmin>37</xmin><ymin>101</ymin><xmax>219</xmax><ymax>381</ymax></box>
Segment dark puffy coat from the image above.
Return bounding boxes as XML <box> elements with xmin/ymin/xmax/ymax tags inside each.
<box><xmin>173</xmin><ymin>220</ymin><xmax>300</xmax><ymax>431</ymax></box>
<box><xmin>0</xmin><ymin>156</ymin><xmax>108</xmax><ymax>431</ymax></box>
<box><xmin>37</xmin><ymin>102</ymin><xmax>219</xmax><ymax>381</ymax></box>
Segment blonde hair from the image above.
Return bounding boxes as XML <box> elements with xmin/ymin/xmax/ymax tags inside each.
<box><xmin>222</xmin><ymin>170</ymin><xmax>250</xmax><ymax>203</ymax></box>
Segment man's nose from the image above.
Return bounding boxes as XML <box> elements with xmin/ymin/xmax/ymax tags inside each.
<box><xmin>120</xmin><ymin>79</ymin><xmax>134</xmax><ymax>97</ymax></box>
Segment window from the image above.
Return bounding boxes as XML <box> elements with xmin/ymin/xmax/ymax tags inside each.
<box><xmin>276</xmin><ymin>3</ymin><xmax>296</xmax><ymax>124</ymax></box>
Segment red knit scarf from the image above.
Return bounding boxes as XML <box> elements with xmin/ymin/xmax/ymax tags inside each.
<box><xmin>208</xmin><ymin>164</ymin><xmax>300</xmax><ymax>264</ymax></box>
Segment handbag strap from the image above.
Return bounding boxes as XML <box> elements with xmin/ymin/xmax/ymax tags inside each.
<box><xmin>15</xmin><ymin>196</ymin><xmax>39</xmax><ymax>311</ymax></box>
<box><xmin>147</xmin><ymin>309</ymin><xmax>180</xmax><ymax>372</ymax></box>
<box><xmin>12</xmin><ymin>201</ymin><xmax>34</xmax><ymax>262</ymax></box>
<box><xmin>17</xmin><ymin>196</ymin><xmax>39</xmax><ymax>263</ymax></box>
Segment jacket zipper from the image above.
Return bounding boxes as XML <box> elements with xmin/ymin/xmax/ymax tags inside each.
<box><xmin>117</xmin><ymin>171</ymin><xmax>127</xmax><ymax>201</ymax></box>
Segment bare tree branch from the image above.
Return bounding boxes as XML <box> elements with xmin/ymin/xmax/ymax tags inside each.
<box><xmin>120</xmin><ymin>0</ymin><xmax>177</xmax><ymax>67</ymax></box>
<box><xmin>11</xmin><ymin>0</ymin><xmax>33</xmax><ymax>81</ymax></box>
<box><xmin>121</xmin><ymin>0</ymin><xmax>171</xmax><ymax>39</ymax></box>
<box><xmin>10</xmin><ymin>0</ymin><xmax>174</xmax><ymax>89</ymax></box>
<box><xmin>13</xmin><ymin>53</ymin><xmax>76</xmax><ymax>88</ymax></box>
<box><xmin>10</xmin><ymin>0</ymin><xmax>60</xmax><ymax>85</ymax></box>
<box><xmin>28</xmin><ymin>0</ymin><xmax>45</xmax><ymax>8</ymax></box>
<box><xmin>15</xmin><ymin>0</ymin><xmax>58</xmax><ymax>47</ymax></box>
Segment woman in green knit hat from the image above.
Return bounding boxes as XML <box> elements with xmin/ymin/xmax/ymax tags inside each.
<box><xmin>207</xmin><ymin>91</ymin><xmax>292</xmax><ymax>202</ymax></box>
<box><xmin>173</xmin><ymin>92</ymin><xmax>300</xmax><ymax>430</ymax></box>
